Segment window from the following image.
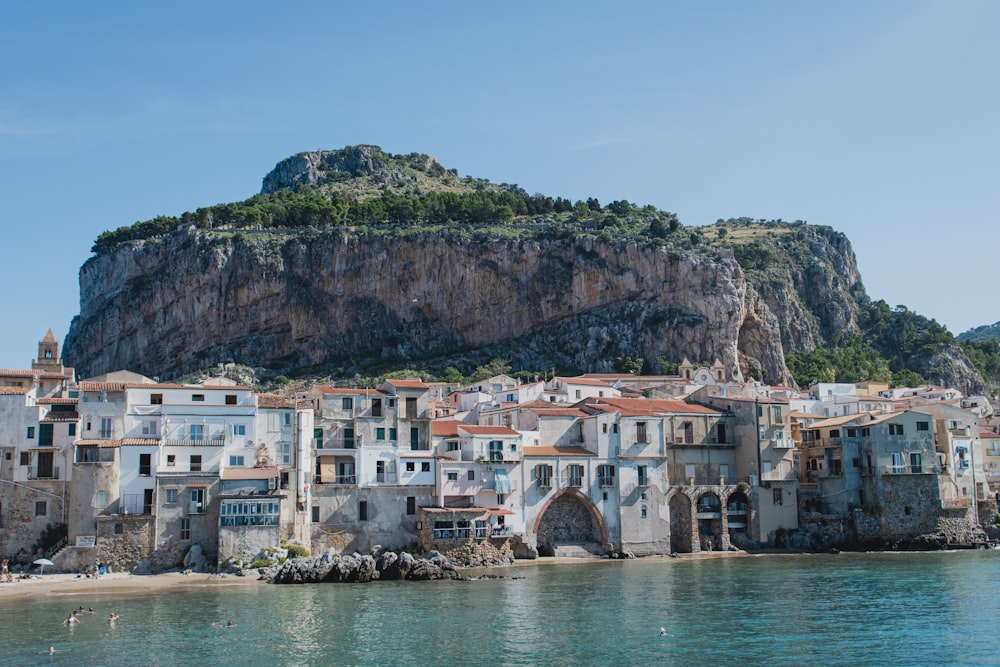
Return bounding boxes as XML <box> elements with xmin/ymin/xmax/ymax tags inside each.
<box><xmin>861</xmin><ymin>427</ymin><xmax>871</xmax><ymax>437</ymax></box>
<box><xmin>167</xmin><ymin>455</ymin><xmax>176</xmax><ymax>467</ymax></box>
<box><xmin>575</xmin><ymin>390</ymin><xmax>581</xmax><ymax>399</ymax></box>
<box><xmin>312</xmin><ymin>506</ymin><xmax>320</xmax><ymax>523</ymax></box>
<box><xmin>342</xmin><ymin>397</ymin><xmax>353</xmax><ymax>410</ymax></box>
<box><xmin>889</xmin><ymin>423</ymin><xmax>904</xmax><ymax>436</ymax></box>
<box><xmin>612</xmin><ymin>424</ymin><xmax>619</xmax><ymax>434</ymax></box>
<box><xmin>641</xmin><ymin>506</ymin><xmax>648</xmax><ymax>518</ymax></box>
<box><xmin>68</xmin><ymin>423</ymin><xmax>76</xmax><ymax>436</ymax></box>
<box><xmin>20</xmin><ymin>452</ymin><xmax>29</xmax><ymax>466</ymax></box>
<box><xmin>229</xmin><ymin>456</ymin><xmax>245</xmax><ymax>467</ymax></box>
<box><xmin>406</xmin><ymin>462</ymin><xmax>415</xmax><ymax>472</ymax></box>
<box><xmin>376</xmin><ymin>428</ymin><xmax>386</xmax><ymax>441</ymax></box>
<box><xmin>94</xmin><ymin>491</ymin><xmax>108</xmax><ymax>508</ymax></box>
<box><xmin>772</xmin><ymin>406</ymin><xmax>782</xmax><ymax>422</ymax></box>
<box><xmin>410</xmin><ymin>427</ymin><xmax>420</xmax><ymax>450</ymax></box>
<box><xmin>717</xmin><ymin>423</ymin><xmax>727</xmax><ymax>444</ymax></box>
<box><xmin>190</xmin><ymin>489</ymin><xmax>205</xmax><ymax>513</ymax></box>
<box><xmin>99</xmin><ymin>418</ymin><xmax>112</xmax><ymax>439</ymax></box>
<box><xmin>636</xmin><ymin>422</ymin><xmax>647</xmax><ymax>444</ymax></box>
<box><xmin>139</xmin><ymin>453</ymin><xmax>151</xmax><ymax>477</ymax></box>
<box><xmin>916</xmin><ymin>421</ymin><xmax>929</xmax><ymax>431</ymax></box>
<box><xmin>233</xmin><ymin>424</ymin><xmax>246</xmax><ymax>436</ymax></box>
<box><xmin>773</xmin><ymin>488</ymin><xmax>783</xmax><ymax>506</ymax></box>
<box><xmin>535</xmin><ymin>464</ymin><xmax>553</xmax><ymax>487</ymax></box>
<box><xmin>406</xmin><ymin>497</ymin><xmax>416</xmax><ymax>516</ymax></box>
<box><xmin>180</xmin><ymin>518</ymin><xmax>190</xmax><ymax>540</ymax></box>
<box><xmin>567</xmin><ymin>464</ymin><xmax>583</xmax><ymax>487</ymax></box>
<box><xmin>602</xmin><ymin>423</ymin><xmax>608</xmax><ymax>434</ymax></box>
<box><xmin>389</xmin><ymin>428</ymin><xmax>397</xmax><ymax>442</ymax></box>
<box><xmin>599</xmin><ymin>464</ymin><xmax>616</xmax><ymax>487</ymax></box>
<box><xmin>189</xmin><ymin>424</ymin><xmax>204</xmax><ymax>441</ymax></box>
<box><xmin>115</xmin><ymin>523</ymin><xmax>124</xmax><ymax>535</ymax></box>
<box><xmin>636</xmin><ymin>465</ymin><xmax>648</xmax><ymax>487</ymax></box>
<box><xmin>192</xmin><ymin>394</ymin><xmax>205</xmax><ymax>402</ymax></box>
<box><xmin>141</xmin><ymin>420</ymin><xmax>157</xmax><ymax>436</ymax></box>
<box><xmin>313</xmin><ymin>427</ymin><xmax>324</xmax><ymax>449</ymax></box>
<box><xmin>372</xmin><ymin>398</ymin><xmax>382</xmax><ymax>417</ymax></box>
<box><xmin>846</xmin><ymin>428</ymin><xmax>857</xmax><ymax>438</ymax></box>
<box><xmin>279</xmin><ymin>441</ymin><xmax>291</xmax><ymax>466</ymax></box>
<box><xmin>151</xmin><ymin>393</ymin><xmax>163</xmax><ymax>405</ymax></box>
<box><xmin>26</xmin><ymin>426</ymin><xmax>35</xmax><ymax>439</ymax></box>
<box><xmin>165</xmin><ymin>489</ymin><xmax>178</xmax><ymax>504</ymax></box>
<box><xmin>489</xmin><ymin>440</ymin><xmax>503</xmax><ymax>462</ymax></box>
<box><xmin>343</xmin><ymin>427</ymin><xmax>355</xmax><ymax>449</ymax></box>
<box><xmin>190</xmin><ymin>455</ymin><xmax>202</xmax><ymax>472</ymax></box>
<box><xmin>35</xmin><ymin>501</ymin><xmax>47</xmax><ymax>516</ymax></box>
<box><xmin>225</xmin><ymin>394</ymin><xmax>237</xmax><ymax>405</ymax></box>
<box><xmin>359</xmin><ymin>501</ymin><xmax>368</xmax><ymax>521</ymax></box>
<box><xmin>891</xmin><ymin>452</ymin><xmax>904</xmax><ymax>474</ymax></box>
<box><xmin>910</xmin><ymin>453</ymin><xmax>922</xmax><ymax>474</ymax></box>
<box><xmin>468</xmin><ymin>470</ymin><xmax>475</xmax><ymax>481</ymax></box>
<box><xmin>421</xmin><ymin>462</ymin><xmax>430</xmax><ymax>472</ymax></box>
<box><xmin>447</xmin><ymin>471</ymin><xmax>459</xmax><ymax>481</ymax></box>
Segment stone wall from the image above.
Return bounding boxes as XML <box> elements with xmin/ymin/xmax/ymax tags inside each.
<box><xmin>96</xmin><ymin>514</ymin><xmax>154</xmax><ymax>572</ymax></box>
<box><xmin>0</xmin><ymin>477</ymin><xmax>67</xmax><ymax>561</ymax></box>
<box><xmin>219</xmin><ymin>525</ymin><xmax>281</xmax><ymax>562</ymax></box>
<box><xmin>536</xmin><ymin>494</ymin><xmax>600</xmax><ymax>546</ymax></box>
<box><xmin>879</xmin><ymin>475</ymin><xmax>941</xmax><ymax>540</ymax></box>
<box><xmin>440</xmin><ymin>538</ymin><xmax>514</xmax><ymax>567</ymax></box>
<box><xmin>312</xmin><ymin>485</ymin><xmax>432</xmax><ymax>555</ymax></box>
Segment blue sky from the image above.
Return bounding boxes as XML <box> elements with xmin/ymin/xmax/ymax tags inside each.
<box><xmin>2</xmin><ymin>1</ymin><xmax>998</xmax><ymax>371</ymax></box>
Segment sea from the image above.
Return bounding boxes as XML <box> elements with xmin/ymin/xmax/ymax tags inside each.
<box><xmin>3</xmin><ymin>551</ymin><xmax>999</xmax><ymax>666</ymax></box>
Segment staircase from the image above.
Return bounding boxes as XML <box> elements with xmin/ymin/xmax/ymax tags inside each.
<box><xmin>551</xmin><ymin>542</ymin><xmax>604</xmax><ymax>558</ymax></box>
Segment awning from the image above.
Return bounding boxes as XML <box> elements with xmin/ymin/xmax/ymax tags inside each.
<box><xmin>488</xmin><ymin>508</ymin><xmax>515</xmax><ymax>516</ymax></box>
<box><xmin>494</xmin><ymin>469</ymin><xmax>511</xmax><ymax>494</ymax></box>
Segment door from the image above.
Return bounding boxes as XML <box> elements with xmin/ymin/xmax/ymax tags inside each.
<box><xmin>143</xmin><ymin>488</ymin><xmax>154</xmax><ymax>515</ymax></box>
<box><xmin>36</xmin><ymin>451</ymin><xmax>54</xmax><ymax>479</ymax></box>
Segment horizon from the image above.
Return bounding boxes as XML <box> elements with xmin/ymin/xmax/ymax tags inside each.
<box><xmin>3</xmin><ymin>2</ymin><xmax>999</xmax><ymax>369</ymax></box>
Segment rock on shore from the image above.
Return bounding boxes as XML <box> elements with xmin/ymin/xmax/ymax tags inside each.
<box><xmin>267</xmin><ymin>550</ymin><xmax>459</xmax><ymax>584</ymax></box>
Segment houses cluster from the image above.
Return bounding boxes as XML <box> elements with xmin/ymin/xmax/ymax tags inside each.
<box><xmin>0</xmin><ymin>332</ymin><xmax>996</xmax><ymax>572</ymax></box>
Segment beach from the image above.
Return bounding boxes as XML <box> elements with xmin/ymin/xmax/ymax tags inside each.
<box><xmin>0</xmin><ymin>570</ymin><xmax>264</xmax><ymax>602</ymax></box>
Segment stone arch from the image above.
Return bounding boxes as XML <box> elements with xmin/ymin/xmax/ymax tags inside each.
<box><xmin>668</xmin><ymin>491</ymin><xmax>693</xmax><ymax>553</ymax></box>
<box><xmin>695</xmin><ymin>491</ymin><xmax>723</xmax><ymax>551</ymax></box>
<box><xmin>725</xmin><ymin>489</ymin><xmax>751</xmax><ymax>548</ymax></box>
<box><xmin>533</xmin><ymin>488</ymin><xmax>607</xmax><ymax>551</ymax></box>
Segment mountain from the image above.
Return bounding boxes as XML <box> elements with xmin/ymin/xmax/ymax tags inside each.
<box><xmin>958</xmin><ymin>322</ymin><xmax>1000</xmax><ymax>343</ymax></box>
<box><xmin>63</xmin><ymin>146</ymin><xmax>984</xmax><ymax>391</ymax></box>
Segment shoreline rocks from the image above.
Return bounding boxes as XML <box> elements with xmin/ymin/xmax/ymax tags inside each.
<box><xmin>267</xmin><ymin>549</ymin><xmax>459</xmax><ymax>585</ymax></box>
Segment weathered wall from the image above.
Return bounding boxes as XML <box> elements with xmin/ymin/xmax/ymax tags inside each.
<box><xmin>311</xmin><ymin>485</ymin><xmax>433</xmax><ymax>554</ymax></box>
<box><xmin>96</xmin><ymin>514</ymin><xmax>154</xmax><ymax>572</ymax></box>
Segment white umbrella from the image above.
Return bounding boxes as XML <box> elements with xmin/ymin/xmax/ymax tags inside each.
<box><xmin>33</xmin><ymin>558</ymin><xmax>54</xmax><ymax>574</ymax></box>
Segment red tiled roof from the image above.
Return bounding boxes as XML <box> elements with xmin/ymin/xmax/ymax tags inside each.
<box><xmin>41</xmin><ymin>413</ymin><xmax>79</xmax><ymax>422</ymax></box>
<box><xmin>589</xmin><ymin>397</ymin><xmax>721</xmax><ymax>417</ymax></box>
<box><xmin>75</xmin><ymin>438</ymin><xmax>121</xmax><ymax>448</ymax></box>
<box><xmin>221</xmin><ymin>465</ymin><xmax>278</xmax><ymax>481</ymax></box>
<box><xmin>528</xmin><ymin>407</ymin><xmax>588</xmax><ymax>417</ymax></box>
<box><xmin>432</xmin><ymin>420</ymin><xmax>462</xmax><ymax>437</ymax></box>
<box><xmin>313</xmin><ymin>386</ymin><xmax>381</xmax><ymax>395</ymax></box>
<box><xmin>256</xmin><ymin>393</ymin><xmax>294</xmax><ymax>409</ymax></box>
<box><xmin>78</xmin><ymin>382</ymin><xmax>126</xmax><ymax>392</ymax></box>
<box><xmin>459</xmin><ymin>424</ymin><xmax>520</xmax><ymax>436</ymax></box>
<box><xmin>37</xmin><ymin>397</ymin><xmax>77</xmax><ymax>405</ymax></box>
<box><xmin>555</xmin><ymin>377</ymin><xmax>616</xmax><ymax>388</ymax></box>
<box><xmin>523</xmin><ymin>446</ymin><xmax>594</xmax><ymax>457</ymax></box>
<box><xmin>120</xmin><ymin>438</ymin><xmax>160</xmax><ymax>446</ymax></box>
<box><xmin>385</xmin><ymin>379</ymin><xmax>430</xmax><ymax>389</ymax></box>
<box><xmin>0</xmin><ymin>369</ymin><xmax>65</xmax><ymax>379</ymax></box>
<box><xmin>0</xmin><ymin>387</ymin><xmax>30</xmax><ymax>395</ymax></box>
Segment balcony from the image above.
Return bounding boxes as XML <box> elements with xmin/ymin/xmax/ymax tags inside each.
<box><xmin>164</xmin><ymin>437</ymin><xmax>225</xmax><ymax>447</ymax></box>
<box><xmin>28</xmin><ymin>466</ymin><xmax>61</xmax><ymax>480</ymax></box>
<box><xmin>189</xmin><ymin>501</ymin><xmax>206</xmax><ymax>515</ymax></box>
<box><xmin>726</xmin><ymin>503</ymin><xmax>748</xmax><ymax>515</ymax></box>
<box><xmin>375</xmin><ymin>472</ymin><xmax>398</xmax><ymax>484</ymax></box>
<box><xmin>316</xmin><ymin>475</ymin><xmax>357</xmax><ymax>485</ymax></box>
<box><xmin>599</xmin><ymin>476</ymin><xmax>617</xmax><ymax>488</ymax></box>
<box><xmin>121</xmin><ymin>494</ymin><xmax>154</xmax><ymax>515</ymax></box>
<box><xmin>772</xmin><ymin>438</ymin><xmax>796</xmax><ymax>449</ymax></box>
<box><xmin>760</xmin><ymin>469</ymin><xmax>797</xmax><ymax>482</ymax></box>
<box><xmin>490</xmin><ymin>526</ymin><xmax>513</xmax><ymax>537</ymax></box>
<box><xmin>882</xmin><ymin>464</ymin><xmax>937</xmax><ymax>476</ymax></box>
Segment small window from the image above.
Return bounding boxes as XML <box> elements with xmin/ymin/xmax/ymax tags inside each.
<box><xmin>342</xmin><ymin>397</ymin><xmax>353</xmax><ymax>410</ymax></box>
<box><xmin>165</xmin><ymin>489</ymin><xmax>178</xmax><ymax>504</ymax></box>
<box><xmin>68</xmin><ymin>423</ymin><xmax>77</xmax><ymax>436</ymax></box>
<box><xmin>26</xmin><ymin>426</ymin><xmax>35</xmax><ymax>439</ymax></box>
<box><xmin>406</xmin><ymin>462</ymin><xmax>415</xmax><ymax>472</ymax></box>
<box><xmin>359</xmin><ymin>501</ymin><xmax>368</xmax><ymax>521</ymax></box>
<box><xmin>167</xmin><ymin>455</ymin><xmax>176</xmax><ymax>467</ymax></box>
<box><xmin>447</xmin><ymin>471</ymin><xmax>458</xmax><ymax>481</ymax></box>
<box><xmin>376</xmin><ymin>428</ymin><xmax>386</xmax><ymax>441</ymax></box>
<box><xmin>311</xmin><ymin>506</ymin><xmax>320</xmax><ymax>523</ymax></box>
<box><xmin>421</xmin><ymin>462</ymin><xmax>430</xmax><ymax>472</ymax></box>
<box><xmin>19</xmin><ymin>452</ymin><xmax>29</xmax><ymax>466</ymax></box>
<box><xmin>190</xmin><ymin>455</ymin><xmax>202</xmax><ymax>472</ymax></box>
<box><xmin>612</xmin><ymin>424</ymin><xmax>619</xmax><ymax>434</ymax></box>
<box><xmin>602</xmin><ymin>423</ymin><xmax>608</xmax><ymax>434</ymax></box>
<box><xmin>641</xmin><ymin>506</ymin><xmax>648</xmax><ymax>518</ymax></box>
<box><xmin>192</xmin><ymin>394</ymin><xmax>205</xmax><ymax>402</ymax></box>
<box><xmin>225</xmin><ymin>394</ymin><xmax>237</xmax><ymax>405</ymax></box>
<box><xmin>114</xmin><ymin>522</ymin><xmax>124</xmax><ymax>535</ymax></box>
<box><xmin>94</xmin><ymin>491</ymin><xmax>108</xmax><ymax>508</ymax></box>
<box><xmin>233</xmin><ymin>424</ymin><xmax>246</xmax><ymax>436</ymax></box>
<box><xmin>468</xmin><ymin>470</ymin><xmax>475</xmax><ymax>481</ymax></box>
<box><xmin>917</xmin><ymin>421</ymin><xmax>929</xmax><ymax>431</ymax></box>
<box><xmin>150</xmin><ymin>393</ymin><xmax>163</xmax><ymax>405</ymax></box>
<box><xmin>35</xmin><ymin>501</ymin><xmax>47</xmax><ymax>516</ymax></box>
<box><xmin>180</xmin><ymin>518</ymin><xmax>190</xmax><ymax>540</ymax></box>
<box><xmin>773</xmin><ymin>488</ymin><xmax>783</xmax><ymax>506</ymax></box>
<box><xmin>889</xmin><ymin>423</ymin><xmax>904</xmax><ymax>436</ymax></box>
<box><xmin>575</xmin><ymin>390</ymin><xmax>581</xmax><ymax>399</ymax></box>
<box><xmin>284</xmin><ymin>413</ymin><xmax>291</xmax><ymax>426</ymax></box>
<box><xmin>229</xmin><ymin>456</ymin><xmax>245</xmax><ymax>467</ymax></box>
<box><xmin>406</xmin><ymin>496</ymin><xmax>416</xmax><ymax>515</ymax></box>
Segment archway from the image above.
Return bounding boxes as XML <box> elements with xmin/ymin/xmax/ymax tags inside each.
<box><xmin>726</xmin><ymin>490</ymin><xmax>751</xmax><ymax>548</ymax></box>
<box><xmin>695</xmin><ymin>492</ymin><xmax>723</xmax><ymax>551</ymax></box>
<box><xmin>669</xmin><ymin>492</ymin><xmax>693</xmax><ymax>553</ymax></box>
<box><xmin>534</xmin><ymin>489</ymin><xmax>605</xmax><ymax>555</ymax></box>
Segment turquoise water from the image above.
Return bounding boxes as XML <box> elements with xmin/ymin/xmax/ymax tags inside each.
<box><xmin>3</xmin><ymin>552</ymin><xmax>999</xmax><ymax>666</ymax></box>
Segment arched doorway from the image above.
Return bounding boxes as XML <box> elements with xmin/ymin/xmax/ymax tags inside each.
<box><xmin>695</xmin><ymin>492</ymin><xmax>723</xmax><ymax>551</ymax></box>
<box><xmin>726</xmin><ymin>490</ymin><xmax>751</xmax><ymax>548</ymax></box>
<box><xmin>535</xmin><ymin>490</ymin><xmax>604</xmax><ymax>556</ymax></box>
<box><xmin>669</xmin><ymin>492</ymin><xmax>693</xmax><ymax>553</ymax></box>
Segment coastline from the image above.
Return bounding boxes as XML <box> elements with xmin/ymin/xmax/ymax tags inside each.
<box><xmin>0</xmin><ymin>570</ymin><xmax>264</xmax><ymax>603</ymax></box>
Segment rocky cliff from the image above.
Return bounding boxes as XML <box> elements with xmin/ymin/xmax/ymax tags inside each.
<box><xmin>64</xmin><ymin>223</ymin><xmax>867</xmax><ymax>385</ymax></box>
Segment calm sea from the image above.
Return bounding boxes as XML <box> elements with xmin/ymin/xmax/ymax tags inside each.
<box><xmin>3</xmin><ymin>551</ymin><xmax>999</xmax><ymax>666</ymax></box>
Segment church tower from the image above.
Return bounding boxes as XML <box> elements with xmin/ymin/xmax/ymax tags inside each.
<box><xmin>32</xmin><ymin>328</ymin><xmax>61</xmax><ymax>370</ymax></box>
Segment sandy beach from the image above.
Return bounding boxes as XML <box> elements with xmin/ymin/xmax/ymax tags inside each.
<box><xmin>0</xmin><ymin>570</ymin><xmax>264</xmax><ymax>603</ymax></box>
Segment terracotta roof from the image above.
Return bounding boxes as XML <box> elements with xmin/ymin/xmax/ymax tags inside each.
<box><xmin>256</xmin><ymin>393</ymin><xmax>294</xmax><ymax>409</ymax></box>
<box><xmin>555</xmin><ymin>377</ymin><xmax>616</xmax><ymax>388</ymax></box>
<box><xmin>313</xmin><ymin>386</ymin><xmax>382</xmax><ymax>395</ymax></box>
<box><xmin>588</xmin><ymin>397</ymin><xmax>721</xmax><ymax>417</ymax></box>
<box><xmin>124</xmin><ymin>383</ymin><xmax>185</xmax><ymax>389</ymax></box>
<box><xmin>0</xmin><ymin>387</ymin><xmax>30</xmax><ymax>395</ymax></box>
<box><xmin>221</xmin><ymin>465</ymin><xmax>279</xmax><ymax>481</ymax></box>
<box><xmin>805</xmin><ymin>414</ymin><xmax>864</xmax><ymax>429</ymax></box>
<box><xmin>78</xmin><ymin>382</ymin><xmax>126</xmax><ymax>392</ymax></box>
<box><xmin>459</xmin><ymin>425</ymin><xmax>520</xmax><ymax>436</ymax></box>
<box><xmin>432</xmin><ymin>420</ymin><xmax>463</xmax><ymax>437</ymax></box>
<box><xmin>527</xmin><ymin>407</ymin><xmax>588</xmax><ymax>417</ymax></box>
<box><xmin>37</xmin><ymin>397</ymin><xmax>78</xmax><ymax>404</ymax></box>
<box><xmin>523</xmin><ymin>446</ymin><xmax>594</xmax><ymax>457</ymax></box>
<box><xmin>488</xmin><ymin>508</ymin><xmax>516</xmax><ymax>516</ymax></box>
<box><xmin>75</xmin><ymin>438</ymin><xmax>121</xmax><ymax>448</ymax></box>
<box><xmin>0</xmin><ymin>368</ymin><xmax>65</xmax><ymax>379</ymax></box>
<box><xmin>980</xmin><ymin>429</ymin><xmax>1000</xmax><ymax>439</ymax></box>
<box><xmin>420</xmin><ymin>506</ymin><xmax>491</xmax><ymax>514</ymax></box>
<box><xmin>41</xmin><ymin>413</ymin><xmax>79</xmax><ymax>422</ymax></box>
<box><xmin>384</xmin><ymin>379</ymin><xmax>430</xmax><ymax>389</ymax></box>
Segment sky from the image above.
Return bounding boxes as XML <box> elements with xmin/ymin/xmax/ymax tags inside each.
<box><xmin>2</xmin><ymin>1</ymin><xmax>999</xmax><ymax>371</ymax></box>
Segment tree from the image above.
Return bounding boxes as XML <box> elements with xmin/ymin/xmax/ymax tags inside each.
<box><xmin>438</xmin><ymin>367</ymin><xmax>464</xmax><ymax>384</ymax></box>
<box><xmin>614</xmin><ymin>354</ymin><xmax>644</xmax><ymax>375</ymax></box>
<box><xmin>470</xmin><ymin>358</ymin><xmax>512</xmax><ymax>382</ymax></box>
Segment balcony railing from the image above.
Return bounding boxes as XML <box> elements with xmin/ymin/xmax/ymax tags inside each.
<box><xmin>490</xmin><ymin>526</ymin><xmax>512</xmax><ymax>537</ymax></box>
<box><xmin>164</xmin><ymin>437</ymin><xmax>225</xmax><ymax>447</ymax></box>
<box><xmin>375</xmin><ymin>472</ymin><xmax>398</xmax><ymax>484</ymax></box>
<box><xmin>28</xmin><ymin>466</ymin><xmax>61</xmax><ymax>480</ymax></box>
<box><xmin>316</xmin><ymin>475</ymin><xmax>357</xmax><ymax>485</ymax></box>
<box><xmin>599</xmin><ymin>476</ymin><xmax>616</xmax><ymax>488</ymax></box>
<box><xmin>772</xmin><ymin>438</ymin><xmax>796</xmax><ymax>449</ymax></box>
<box><xmin>120</xmin><ymin>494</ymin><xmax>153</xmax><ymax>515</ymax></box>
<box><xmin>882</xmin><ymin>464</ymin><xmax>937</xmax><ymax>476</ymax></box>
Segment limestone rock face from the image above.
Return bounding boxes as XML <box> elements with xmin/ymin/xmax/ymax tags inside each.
<box><xmin>63</xmin><ymin>225</ymin><xmax>866</xmax><ymax>385</ymax></box>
